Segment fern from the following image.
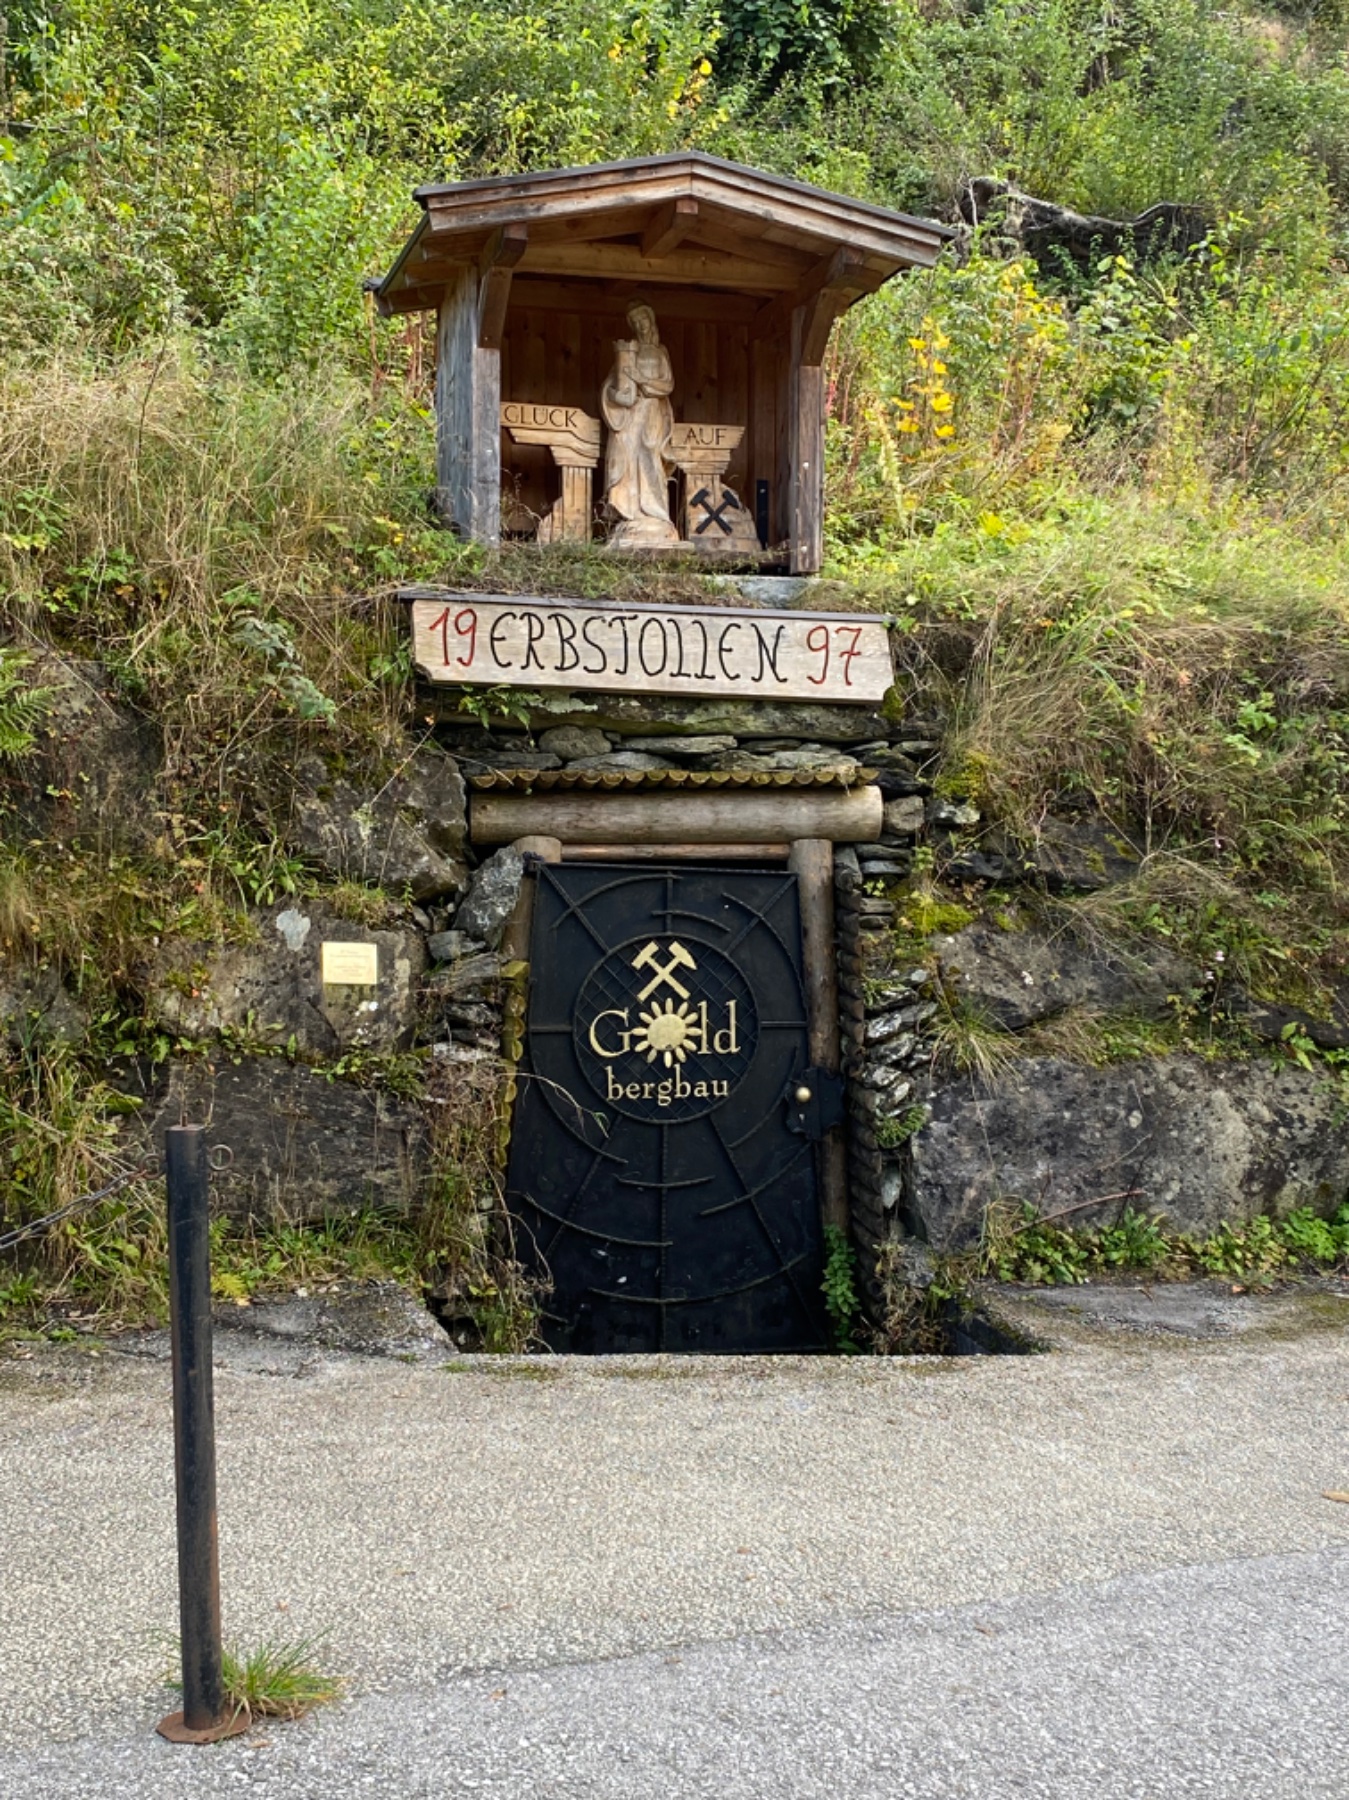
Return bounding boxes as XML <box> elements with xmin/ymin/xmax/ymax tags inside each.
<box><xmin>0</xmin><ymin>649</ymin><xmax>52</xmax><ymax>761</ymax></box>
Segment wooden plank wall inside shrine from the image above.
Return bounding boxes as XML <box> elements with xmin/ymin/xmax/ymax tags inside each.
<box><xmin>498</xmin><ymin>289</ymin><xmax>781</xmax><ymax>550</ymax></box>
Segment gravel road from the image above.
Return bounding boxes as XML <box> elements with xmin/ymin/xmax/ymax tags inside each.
<box><xmin>1</xmin><ymin>1287</ymin><xmax>1345</xmax><ymax>1796</ymax></box>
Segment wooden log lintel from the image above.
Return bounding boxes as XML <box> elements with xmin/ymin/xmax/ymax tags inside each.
<box><xmin>470</xmin><ymin>787</ymin><xmax>884</xmax><ymax>846</ymax></box>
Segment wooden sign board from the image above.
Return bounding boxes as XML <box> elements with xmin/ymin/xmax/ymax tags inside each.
<box><xmin>408</xmin><ymin>594</ymin><xmax>893</xmax><ymax>704</ymax></box>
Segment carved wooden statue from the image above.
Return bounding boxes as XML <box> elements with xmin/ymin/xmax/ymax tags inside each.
<box><xmin>601</xmin><ymin>302</ymin><xmax>679</xmax><ymax>547</ymax></box>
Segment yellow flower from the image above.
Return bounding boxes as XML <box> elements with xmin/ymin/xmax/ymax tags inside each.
<box><xmin>608</xmin><ymin>44</ymin><xmax>621</xmax><ymax>58</ymax></box>
<box><xmin>907</xmin><ymin>337</ymin><xmax>926</xmax><ymax>352</ymax></box>
<box><xmin>934</xmin><ymin>423</ymin><xmax>956</xmax><ymax>439</ymax></box>
<box><xmin>929</xmin><ymin>392</ymin><xmax>953</xmax><ymax>413</ymax></box>
<box><xmin>698</xmin><ymin>58</ymin><xmax>712</xmax><ymax>74</ymax></box>
<box><xmin>896</xmin><ymin>419</ymin><xmax>920</xmax><ymax>434</ymax></box>
<box><xmin>930</xmin><ymin>359</ymin><xmax>947</xmax><ymax>375</ymax></box>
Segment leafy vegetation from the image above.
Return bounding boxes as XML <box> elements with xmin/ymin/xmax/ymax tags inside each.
<box><xmin>821</xmin><ymin>1222</ymin><xmax>863</xmax><ymax>1351</ymax></box>
<box><xmin>981</xmin><ymin>1198</ymin><xmax>1349</xmax><ymax>1286</ymax></box>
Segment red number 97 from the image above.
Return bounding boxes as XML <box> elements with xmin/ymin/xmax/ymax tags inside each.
<box><xmin>806</xmin><ymin>623</ymin><xmax>830</xmax><ymax>686</ymax></box>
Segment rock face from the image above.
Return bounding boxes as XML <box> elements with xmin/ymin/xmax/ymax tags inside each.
<box><xmin>909</xmin><ymin>1054</ymin><xmax>1349</xmax><ymax>1248</ymax></box>
<box><xmin>932</xmin><ymin>923</ymin><xmax>1196</xmax><ymax>1032</ymax></box>
<box><xmin>0</xmin><ymin>959</ymin><xmax>88</xmax><ymax>1046</ymax></box>
<box><xmin>137</xmin><ymin>1058</ymin><xmax>425</xmax><ymax>1222</ymax></box>
<box><xmin>288</xmin><ymin>749</ymin><xmax>467</xmax><ymax>900</ymax></box>
<box><xmin>453</xmin><ymin>846</ymin><xmax>525</xmax><ymax>948</ymax></box>
<box><xmin>1029</xmin><ymin>814</ymin><xmax>1142</xmax><ymax>892</ymax></box>
<box><xmin>142</xmin><ymin>902</ymin><xmax>427</xmax><ymax>1054</ymax></box>
<box><xmin>15</xmin><ymin>653</ymin><xmax>159</xmax><ymax>850</ymax></box>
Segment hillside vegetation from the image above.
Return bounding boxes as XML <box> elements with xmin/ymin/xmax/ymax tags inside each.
<box><xmin>5</xmin><ymin>0</ymin><xmax>1349</xmax><ymax>1321</ymax></box>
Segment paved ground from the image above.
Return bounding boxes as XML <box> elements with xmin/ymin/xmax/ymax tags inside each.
<box><xmin>1</xmin><ymin>1284</ymin><xmax>1346</xmax><ymax>1797</ymax></box>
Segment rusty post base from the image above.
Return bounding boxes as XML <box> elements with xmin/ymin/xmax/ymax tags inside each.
<box><xmin>156</xmin><ymin>1706</ymin><xmax>252</xmax><ymax>1745</ymax></box>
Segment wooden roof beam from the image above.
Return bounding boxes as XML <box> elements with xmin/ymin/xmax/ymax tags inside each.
<box><xmin>477</xmin><ymin>223</ymin><xmax>528</xmax><ymax>349</ymax></box>
<box><xmin>518</xmin><ymin>239</ymin><xmax>800</xmax><ymax>289</ymax></box>
<box><xmin>641</xmin><ymin>197</ymin><xmax>700</xmax><ymax>260</ymax></box>
<box><xmin>752</xmin><ymin>245</ymin><xmax>887</xmax><ymax>360</ymax></box>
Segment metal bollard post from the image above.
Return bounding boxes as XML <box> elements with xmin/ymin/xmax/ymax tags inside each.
<box><xmin>156</xmin><ymin>1124</ymin><xmax>248</xmax><ymax>1744</ymax></box>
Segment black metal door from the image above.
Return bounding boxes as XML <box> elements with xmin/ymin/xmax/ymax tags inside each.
<box><xmin>506</xmin><ymin>863</ymin><xmax>831</xmax><ymax>1354</ymax></box>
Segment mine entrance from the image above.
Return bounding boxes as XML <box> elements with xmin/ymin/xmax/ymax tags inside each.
<box><xmin>506</xmin><ymin>862</ymin><xmax>832</xmax><ymax>1353</ymax></box>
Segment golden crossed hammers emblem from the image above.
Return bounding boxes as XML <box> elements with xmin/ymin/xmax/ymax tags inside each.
<box><xmin>631</xmin><ymin>939</ymin><xmax>697</xmax><ymax>1001</ymax></box>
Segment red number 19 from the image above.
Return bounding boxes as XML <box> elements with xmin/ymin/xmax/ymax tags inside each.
<box><xmin>426</xmin><ymin>606</ymin><xmax>478</xmax><ymax>669</ymax></box>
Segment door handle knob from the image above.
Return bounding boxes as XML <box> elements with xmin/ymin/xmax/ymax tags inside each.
<box><xmin>794</xmin><ymin>1085</ymin><xmax>813</xmax><ymax>1104</ymax></box>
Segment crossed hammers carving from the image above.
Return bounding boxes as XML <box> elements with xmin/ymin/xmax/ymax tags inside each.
<box><xmin>631</xmin><ymin>939</ymin><xmax>697</xmax><ymax>1001</ymax></box>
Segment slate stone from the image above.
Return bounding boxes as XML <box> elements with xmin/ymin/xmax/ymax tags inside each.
<box><xmin>142</xmin><ymin>902</ymin><xmax>428</xmax><ymax>1054</ymax></box>
<box><xmin>423</xmin><ymin>951</ymin><xmax>502</xmax><ymax>999</ymax></box>
<box><xmin>289</xmin><ymin>748</ymin><xmax>467</xmax><ymax>900</ymax></box>
<box><xmin>833</xmin><ymin>845</ymin><xmax>862</xmax><ymax>887</ymax></box>
<box><xmin>910</xmin><ymin>1054</ymin><xmax>1349</xmax><ymax>1248</ymax></box>
<box><xmin>537</xmin><ymin>725</ymin><xmax>612</xmax><ymax>760</ymax></box>
<box><xmin>564</xmin><ymin>751</ymin><xmax>679</xmax><ymax>772</ymax></box>
<box><xmin>133</xmin><ymin>1057</ymin><xmax>426</xmax><ymax>1223</ymax></box>
<box><xmin>883</xmin><ymin>797</ymin><xmax>926</xmax><ymax>836</ymax></box>
<box><xmin>874</xmin><ymin>769</ymin><xmax>932</xmax><ymax>799</ymax></box>
<box><xmin>453</xmin><ymin>846</ymin><xmax>526</xmax><ymax>948</ymax></box>
<box><xmin>865</xmin><ymin>1004</ymin><xmax>935</xmax><ymax>1045</ymax></box>
<box><xmin>928</xmin><ymin>799</ymin><xmax>981</xmax><ymax>828</ymax></box>
<box><xmin>932</xmin><ymin>922</ymin><xmax>1195</xmax><ymax>1032</ymax></box>
<box><xmin>426</xmin><ymin>929</ymin><xmax>487</xmax><ymax>964</ymax></box>
<box><xmin>864</xmin><ymin>748</ymin><xmax>922</xmax><ymax>771</ymax></box>
<box><xmin>616</xmin><ymin>735</ymin><xmax>737</xmax><ymax>757</ymax></box>
<box><xmin>703</xmin><ymin>749</ymin><xmax>861</xmax><ymax>776</ymax></box>
<box><xmin>462</xmin><ymin>750</ymin><xmax>562</xmax><ymax>772</ymax></box>
<box><xmin>868</xmin><ymin>971</ymin><xmax>932</xmax><ymax>1014</ymax></box>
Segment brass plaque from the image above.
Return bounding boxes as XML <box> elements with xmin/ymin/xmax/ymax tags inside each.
<box><xmin>320</xmin><ymin>941</ymin><xmax>379</xmax><ymax>986</ymax></box>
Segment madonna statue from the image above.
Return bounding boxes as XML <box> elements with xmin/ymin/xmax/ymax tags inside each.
<box><xmin>601</xmin><ymin>302</ymin><xmax>680</xmax><ymax>547</ymax></box>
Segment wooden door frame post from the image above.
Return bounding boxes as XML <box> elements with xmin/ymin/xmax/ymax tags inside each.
<box><xmin>788</xmin><ymin>838</ymin><xmax>847</xmax><ymax>1233</ymax></box>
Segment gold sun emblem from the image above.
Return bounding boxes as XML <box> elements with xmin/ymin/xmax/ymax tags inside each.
<box><xmin>631</xmin><ymin>999</ymin><xmax>700</xmax><ymax>1067</ymax></box>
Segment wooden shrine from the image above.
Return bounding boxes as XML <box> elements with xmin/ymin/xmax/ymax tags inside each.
<box><xmin>375</xmin><ymin>154</ymin><xmax>950</xmax><ymax>573</ymax></box>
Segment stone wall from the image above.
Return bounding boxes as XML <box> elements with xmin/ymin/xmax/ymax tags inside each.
<box><xmin>12</xmin><ymin>625</ymin><xmax>1349</xmax><ymax>1287</ymax></box>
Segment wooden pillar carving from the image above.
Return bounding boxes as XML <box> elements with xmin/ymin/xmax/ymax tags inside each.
<box><xmin>435</xmin><ymin>267</ymin><xmax>501</xmax><ymax>545</ymax></box>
